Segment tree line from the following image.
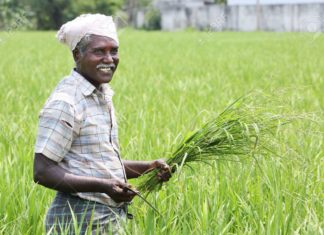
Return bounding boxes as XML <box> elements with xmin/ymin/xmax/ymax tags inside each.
<box><xmin>0</xmin><ymin>0</ymin><xmax>227</xmax><ymax>30</ymax></box>
<box><xmin>0</xmin><ymin>0</ymin><xmax>125</xmax><ymax>30</ymax></box>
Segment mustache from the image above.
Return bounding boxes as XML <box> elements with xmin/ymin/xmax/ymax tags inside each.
<box><xmin>96</xmin><ymin>63</ymin><xmax>115</xmax><ymax>69</ymax></box>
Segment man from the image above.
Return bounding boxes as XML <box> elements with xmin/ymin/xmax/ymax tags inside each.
<box><xmin>33</xmin><ymin>14</ymin><xmax>171</xmax><ymax>234</ymax></box>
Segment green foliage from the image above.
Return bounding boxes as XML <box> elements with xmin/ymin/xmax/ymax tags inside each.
<box><xmin>0</xmin><ymin>0</ymin><xmax>124</xmax><ymax>30</ymax></box>
<box><xmin>28</xmin><ymin>0</ymin><xmax>72</xmax><ymax>30</ymax></box>
<box><xmin>0</xmin><ymin>0</ymin><xmax>31</xmax><ymax>29</ymax></box>
<box><xmin>143</xmin><ymin>8</ymin><xmax>161</xmax><ymax>30</ymax></box>
<box><xmin>137</xmin><ymin>93</ymin><xmax>310</xmax><ymax>193</ymax></box>
<box><xmin>70</xmin><ymin>0</ymin><xmax>123</xmax><ymax>16</ymax></box>
<box><xmin>214</xmin><ymin>0</ymin><xmax>227</xmax><ymax>4</ymax></box>
<box><xmin>138</xmin><ymin>0</ymin><xmax>152</xmax><ymax>7</ymax></box>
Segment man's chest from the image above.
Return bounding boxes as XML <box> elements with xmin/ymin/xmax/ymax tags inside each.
<box><xmin>73</xmin><ymin>95</ymin><xmax>119</xmax><ymax>152</ymax></box>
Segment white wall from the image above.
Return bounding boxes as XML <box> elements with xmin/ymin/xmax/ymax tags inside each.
<box><xmin>157</xmin><ymin>2</ymin><xmax>324</xmax><ymax>32</ymax></box>
<box><xmin>228</xmin><ymin>0</ymin><xmax>324</xmax><ymax>5</ymax></box>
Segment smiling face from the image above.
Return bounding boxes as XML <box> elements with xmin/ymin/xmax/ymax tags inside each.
<box><xmin>73</xmin><ymin>35</ymin><xmax>119</xmax><ymax>88</ymax></box>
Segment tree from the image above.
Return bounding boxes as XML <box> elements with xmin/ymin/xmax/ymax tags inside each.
<box><xmin>28</xmin><ymin>0</ymin><xmax>73</xmax><ymax>30</ymax></box>
<box><xmin>0</xmin><ymin>0</ymin><xmax>125</xmax><ymax>30</ymax></box>
<box><xmin>70</xmin><ymin>0</ymin><xmax>123</xmax><ymax>16</ymax></box>
<box><xmin>214</xmin><ymin>0</ymin><xmax>227</xmax><ymax>3</ymax></box>
<box><xmin>0</xmin><ymin>0</ymin><xmax>30</xmax><ymax>29</ymax></box>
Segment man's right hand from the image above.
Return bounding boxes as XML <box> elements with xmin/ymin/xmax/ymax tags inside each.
<box><xmin>103</xmin><ymin>179</ymin><xmax>136</xmax><ymax>203</ymax></box>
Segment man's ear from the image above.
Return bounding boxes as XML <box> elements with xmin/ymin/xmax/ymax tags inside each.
<box><xmin>72</xmin><ymin>48</ymin><xmax>81</xmax><ymax>64</ymax></box>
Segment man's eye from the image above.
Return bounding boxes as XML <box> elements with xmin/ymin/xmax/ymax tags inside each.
<box><xmin>111</xmin><ymin>49</ymin><xmax>118</xmax><ymax>55</ymax></box>
<box><xmin>93</xmin><ymin>49</ymin><xmax>104</xmax><ymax>55</ymax></box>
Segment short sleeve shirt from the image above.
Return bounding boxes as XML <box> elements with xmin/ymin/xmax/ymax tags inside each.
<box><xmin>35</xmin><ymin>70</ymin><xmax>127</xmax><ymax>207</ymax></box>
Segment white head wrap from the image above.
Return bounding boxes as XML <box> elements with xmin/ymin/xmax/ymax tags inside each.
<box><xmin>56</xmin><ymin>14</ymin><xmax>119</xmax><ymax>51</ymax></box>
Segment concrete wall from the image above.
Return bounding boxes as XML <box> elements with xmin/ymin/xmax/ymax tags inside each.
<box><xmin>228</xmin><ymin>0</ymin><xmax>324</xmax><ymax>5</ymax></box>
<box><xmin>144</xmin><ymin>2</ymin><xmax>324</xmax><ymax>32</ymax></box>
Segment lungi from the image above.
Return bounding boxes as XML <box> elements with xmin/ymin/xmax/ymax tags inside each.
<box><xmin>45</xmin><ymin>192</ymin><xmax>127</xmax><ymax>235</ymax></box>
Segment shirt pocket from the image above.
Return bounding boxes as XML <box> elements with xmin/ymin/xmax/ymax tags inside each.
<box><xmin>79</xmin><ymin>116</ymin><xmax>100</xmax><ymax>153</ymax></box>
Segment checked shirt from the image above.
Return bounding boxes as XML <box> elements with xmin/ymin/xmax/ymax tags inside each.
<box><xmin>35</xmin><ymin>69</ymin><xmax>127</xmax><ymax>207</ymax></box>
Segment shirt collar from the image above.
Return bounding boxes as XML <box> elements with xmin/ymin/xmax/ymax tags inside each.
<box><xmin>99</xmin><ymin>83</ymin><xmax>114</xmax><ymax>98</ymax></box>
<box><xmin>71</xmin><ymin>69</ymin><xmax>114</xmax><ymax>98</ymax></box>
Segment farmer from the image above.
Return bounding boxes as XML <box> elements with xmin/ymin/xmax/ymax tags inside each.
<box><xmin>33</xmin><ymin>14</ymin><xmax>171</xmax><ymax>234</ymax></box>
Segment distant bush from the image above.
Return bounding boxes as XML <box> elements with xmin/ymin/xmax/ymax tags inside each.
<box><xmin>143</xmin><ymin>8</ymin><xmax>161</xmax><ymax>30</ymax></box>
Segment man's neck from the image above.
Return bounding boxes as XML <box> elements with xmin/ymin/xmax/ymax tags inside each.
<box><xmin>74</xmin><ymin>68</ymin><xmax>100</xmax><ymax>89</ymax></box>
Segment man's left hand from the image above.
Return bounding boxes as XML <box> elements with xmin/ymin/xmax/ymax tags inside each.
<box><xmin>150</xmin><ymin>159</ymin><xmax>172</xmax><ymax>182</ymax></box>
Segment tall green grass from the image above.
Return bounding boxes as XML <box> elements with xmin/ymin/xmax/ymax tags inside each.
<box><xmin>0</xmin><ymin>30</ymin><xmax>323</xmax><ymax>234</ymax></box>
<box><xmin>137</xmin><ymin>93</ymin><xmax>315</xmax><ymax>194</ymax></box>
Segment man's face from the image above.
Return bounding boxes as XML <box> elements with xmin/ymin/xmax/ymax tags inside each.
<box><xmin>74</xmin><ymin>35</ymin><xmax>119</xmax><ymax>87</ymax></box>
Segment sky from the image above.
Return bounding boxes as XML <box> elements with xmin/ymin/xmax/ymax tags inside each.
<box><xmin>227</xmin><ymin>0</ymin><xmax>324</xmax><ymax>5</ymax></box>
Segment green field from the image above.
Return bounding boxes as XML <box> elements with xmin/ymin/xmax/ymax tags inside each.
<box><xmin>0</xmin><ymin>30</ymin><xmax>323</xmax><ymax>234</ymax></box>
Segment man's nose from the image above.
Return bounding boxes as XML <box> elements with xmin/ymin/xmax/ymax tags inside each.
<box><xmin>102</xmin><ymin>52</ymin><xmax>114</xmax><ymax>63</ymax></box>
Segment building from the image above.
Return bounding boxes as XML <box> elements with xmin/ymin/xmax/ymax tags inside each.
<box><xmin>228</xmin><ymin>0</ymin><xmax>324</xmax><ymax>5</ymax></box>
<box><xmin>134</xmin><ymin>0</ymin><xmax>324</xmax><ymax>32</ymax></box>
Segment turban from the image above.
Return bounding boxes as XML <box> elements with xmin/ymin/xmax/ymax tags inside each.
<box><xmin>56</xmin><ymin>14</ymin><xmax>119</xmax><ymax>51</ymax></box>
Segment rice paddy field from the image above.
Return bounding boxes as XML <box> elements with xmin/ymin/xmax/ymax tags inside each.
<box><xmin>0</xmin><ymin>30</ymin><xmax>323</xmax><ymax>234</ymax></box>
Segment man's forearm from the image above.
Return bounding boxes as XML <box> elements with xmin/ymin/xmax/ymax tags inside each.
<box><xmin>38</xmin><ymin>170</ymin><xmax>105</xmax><ymax>193</ymax></box>
<box><xmin>34</xmin><ymin>153</ymin><xmax>137</xmax><ymax>203</ymax></box>
<box><xmin>123</xmin><ymin>160</ymin><xmax>154</xmax><ymax>179</ymax></box>
<box><xmin>34</xmin><ymin>153</ymin><xmax>105</xmax><ymax>193</ymax></box>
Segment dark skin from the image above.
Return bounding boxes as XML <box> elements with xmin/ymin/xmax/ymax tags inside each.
<box><xmin>33</xmin><ymin>35</ymin><xmax>171</xmax><ymax>203</ymax></box>
<box><xmin>34</xmin><ymin>154</ymin><xmax>170</xmax><ymax>203</ymax></box>
<box><xmin>73</xmin><ymin>35</ymin><xmax>119</xmax><ymax>87</ymax></box>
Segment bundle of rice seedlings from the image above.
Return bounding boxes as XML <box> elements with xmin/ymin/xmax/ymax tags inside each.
<box><xmin>137</xmin><ymin>95</ymin><xmax>297</xmax><ymax>193</ymax></box>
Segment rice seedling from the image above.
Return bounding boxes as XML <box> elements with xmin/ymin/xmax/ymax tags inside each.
<box><xmin>137</xmin><ymin>94</ymin><xmax>304</xmax><ymax>193</ymax></box>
